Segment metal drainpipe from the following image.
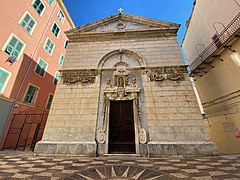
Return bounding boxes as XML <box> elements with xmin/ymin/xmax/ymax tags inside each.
<box><xmin>0</xmin><ymin>2</ymin><xmax>58</xmax><ymax>148</ymax></box>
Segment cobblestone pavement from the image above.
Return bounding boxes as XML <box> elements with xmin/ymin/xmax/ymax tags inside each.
<box><xmin>0</xmin><ymin>150</ymin><xmax>240</xmax><ymax>179</ymax></box>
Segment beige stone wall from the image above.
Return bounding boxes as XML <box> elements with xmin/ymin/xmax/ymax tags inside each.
<box><xmin>142</xmin><ymin>73</ymin><xmax>209</xmax><ymax>143</ymax></box>
<box><xmin>182</xmin><ymin>0</ymin><xmax>239</xmax><ymax>63</ymax></box>
<box><xmin>182</xmin><ymin>1</ymin><xmax>240</xmax><ymax>153</ymax></box>
<box><xmin>206</xmin><ymin>109</ymin><xmax>240</xmax><ymax>153</ymax></box>
<box><xmin>195</xmin><ymin>40</ymin><xmax>240</xmax><ymax>153</ymax></box>
<box><xmin>63</xmin><ymin>36</ymin><xmax>184</xmax><ymax>70</ymax></box>
<box><xmin>195</xmin><ymin>41</ymin><xmax>240</xmax><ymax>104</ymax></box>
<box><xmin>41</xmin><ymin>76</ymin><xmax>100</xmax><ymax>143</ymax></box>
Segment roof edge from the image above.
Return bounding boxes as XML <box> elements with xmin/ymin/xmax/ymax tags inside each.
<box><xmin>66</xmin><ymin>13</ymin><xmax>180</xmax><ymax>34</ymax></box>
<box><xmin>181</xmin><ymin>0</ymin><xmax>196</xmax><ymax>46</ymax></box>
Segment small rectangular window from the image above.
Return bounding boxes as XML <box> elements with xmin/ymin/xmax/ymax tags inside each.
<box><xmin>51</xmin><ymin>23</ymin><xmax>60</xmax><ymax>38</ymax></box>
<box><xmin>59</xmin><ymin>54</ymin><xmax>65</xmax><ymax>66</ymax></box>
<box><xmin>48</xmin><ymin>0</ymin><xmax>54</xmax><ymax>5</ymax></box>
<box><xmin>57</xmin><ymin>10</ymin><xmax>64</xmax><ymax>23</ymax></box>
<box><xmin>0</xmin><ymin>69</ymin><xmax>10</xmax><ymax>93</ymax></box>
<box><xmin>53</xmin><ymin>71</ymin><xmax>60</xmax><ymax>85</ymax></box>
<box><xmin>4</xmin><ymin>35</ymin><xmax>24</xmax><ymax>59</ymax></box>
<box><xmin>35</xmin><ymin>58</ymin><xmax>47</xmax><ymax>77</ymax></box>
<box><xmin>46</xmin><ymin>94</ymin><xmax>54</xmax><ymax>109</ymax></box>
<box><xmin>44</xmin><ymin>38</ymin><xmax>55</xmax><ymax>55</ymax></box>
<box><xmin>32</xmin><ymin>0</ymin><xmax>45</xmax><ymax>15</ymax></box>
<box><xmin>20</xmin><ymin>13</ymin><xmax>36</xmax><ymax>34</ymax></box>
<box><xmin>64</xmin><ymin>40</ymin><xmax>69</xmax><ymax>49</ymax></box>
<box><xmin>23</xmin><ymin>84</ymin><xmax>38</xmax><ymax>104</ymax></box>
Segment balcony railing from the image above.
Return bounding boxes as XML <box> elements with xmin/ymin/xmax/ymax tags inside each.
<box><xmin>190</xmin><ymin>12</ymin><xmax>240</xmax><ymax>72</ymax></box>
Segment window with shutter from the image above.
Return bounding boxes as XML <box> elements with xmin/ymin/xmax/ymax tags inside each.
<box><xmin>46</xmin><ymin>94</ymin><xmax>54</xmax><ymax>109</ymax></box>
<box><xmin>59</xmin><ymin>54</ymin><xmax>65</xmax><ymax>66</ymax></box>
<box><xmin>53</xmin><ymin>71</ymin><xmax>60</xmax><ymax>85</ymax></box>
<box><xmin>0</xmin><ymin>69</ymin><xmax>10</xmax><ymax>93</ymax></box>
<box><xmin>57</xmin><ymin>10</ymin><xmax>64</xmax><ymax>23</ymax></box>
<box><xmin>64</xmin><ymin>40</ymin><xmax>69</xmax><ymax>49</ymax></box>
<box><xmin>32</xmin><ymin>0</ymin><xmax>45</xmax><ymax>15</ymax></box>
<box><xmin>35</xmin><ymin>58</ymin><xmax>48</xmax><ymax>77</ymax></box>
<box><xmin>44</xmin><ymin>38</ymin><xmax>55</xmax><ymax>55</ymax></box>
<box><xmin>4</xmin><ymin>35</ymin><xmax>24</xmax><ymax>59</ymax></box>
<box><xmin>51</xmin><ymin>23</ymin><xmax>60</xmax><ymax>38</ymax></box>
<box><xmin>20</xmin><ymin>13</ymin><xmax>36</xmax><ymax>34</ymax></box>
<box><xmin>23</xmin><ymin>85</ymin><xmax>38</xmax><ymax>103</ymax></box>
<box><xmin>48</xmin><ymin>0</ymin><xmax>54</xmax><ymax>5</ymax></box>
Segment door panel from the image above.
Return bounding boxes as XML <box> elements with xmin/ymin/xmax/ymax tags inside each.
<box><xmin>109</xmin><ymin>101</ymin><xmax>135</xmax><ymax>153</ymax></box>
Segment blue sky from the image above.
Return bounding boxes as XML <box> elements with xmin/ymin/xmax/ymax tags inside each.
<box><xmin>62</xmin><ymin>0</ymin><xmax>194</xmax><ymax>44</ymax></box>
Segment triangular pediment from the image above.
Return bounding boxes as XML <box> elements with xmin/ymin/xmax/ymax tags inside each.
<box><xmin>67</xmin><ymin>13</ymin><xmax>180</xmax><ymax>34</ymax></box>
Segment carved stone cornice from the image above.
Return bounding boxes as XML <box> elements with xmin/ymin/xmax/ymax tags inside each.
<box><xmin>61</xmin><ymin>69</ymin><xmax>99</xmax><ymax>84</ymax></box>
<box><xmin>147</xmin><ymin>66</ymin><xmax>187</xmax><ymax>82</ymax></box>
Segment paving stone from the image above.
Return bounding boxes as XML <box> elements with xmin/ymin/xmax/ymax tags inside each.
<box><xmin>219</xmin><ymin>166</ymin><xmax>237</xmax><ymax>170</ymax></box>
<box><xmin>72</xmin><ymin>163</ymin><xmax>88</xmax><ymax>167</ymax></box>
<box><xmin>192</xmin><ymin>176</ymin><xmax>212</xmax><ymax>180</ymax></box>
<box><xmin>209</xmin><ymin>171</ymin><xmax>228</xmax><ymax>176</ymax></box>
<box><xmin>170</xmin><ymin>173</ymin><xmax>189</xmax><ymax>178</ymax></box>
<box><xmin>36</xmin><ymin>172</ymin><xmax>53</xmax><ymax>176</ymax></box>
<box><xmin>122</xmin><ymin>161</ymin><xmax>135</xmax><ymax>165</ymax></box>
<box><xmin>11</xmin><ymin>173</ymin><xmax>32</xmax><ymax>178</ymax></box>
<box><xmin>159</xmin><ymin>166</ymin><xmax>178</xmax><ymax>171</ymax></box>
<box><xmin>27</xmin><ymin>167</ymin><xmax>46</xmax><ymax>172</ymax></box>
<box><xmin>196</xmin><ymin>165</ymin><xmax>213</xmax><ymax>169</ymax></box>
<box><xmin>0</xmin><ymin>165</ymin><xmax>15</xmax><ymax>168</ymax></box>
<box><xmin>181</xmin><ymin>168</ymin><xmax>199</xmax><ymax>173</ymax></box>
<box><xmin>173</xmin><ymin>163</ymin><xmax>188</xmax><ymax>167</ymax></box>
<box><xmin>50</xmin><ymin>166</ymin><xmax>65</xmax><ymax>170</ymax></box>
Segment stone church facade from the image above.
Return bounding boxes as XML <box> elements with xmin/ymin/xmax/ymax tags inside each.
<box><xmin>35</xmin><ymin>13</ymin><xmax>217</xmax><ymax>156</ymax></box>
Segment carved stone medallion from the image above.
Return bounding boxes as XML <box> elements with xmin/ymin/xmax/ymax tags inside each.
<box><xmin>139</xmin><ymin>127</ymin><xmax>147</xmax><ymax>144</ymax></box>
<box><xmin>96</xmin><ymin>128</ymin><xmax>106</xmax><ymax>144</ymax></box>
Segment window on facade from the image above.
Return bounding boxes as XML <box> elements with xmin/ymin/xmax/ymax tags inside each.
<box><xmin>59</xmin><ymin>54</ymin><xmax>65</xmax><ymax>66</ymax></box>
<box><xmin>35</xmin><ymin>58</ymin><xmax>47</xmax><ymax>77</ymax></box>
<box><xmin>53</xmin><ymin>71</ymin><xmax>60</xmax><ymax>85</ymax></box>
<box><xmin>4</xmin><ymin>35</ymin><xmax>24</xmax><ymax>59</ymax></box>
<box><xmin>23</xmin><ymin>84</ymin><xmax>38</xmax><ymax>104</ymax></box>
<box><xmin>32</xmin><ymin>0</ymin><xmax>45</xmax><ymax>15</ymax></box>
<box><xmin>0</xmin><ymin>69</ymin><xmax>10</xmax><ymax>93</ymax></box>
<box><xmin>44</xmin><ymin>38</ymin><xmax>54</xmax><ymax>55</ymax></box>
<box><xmin>48</xmin><ymin>0</ymin><xmax>54</xmax><ymax>5</ymax></box>
<box><xmin>57</xmin><ymin>10</ymin><xmax>64</xmax><ymax>23</ymax></box>
<box><xmin>51</xmin><ymin>23</ymin><xmax>60</xmax><ymax>38</ymax></box>
<box><xmin>46</xmin><ymin>94</ymin><xmax>54</xmax><ymax>109</ymax></box>
<box><xmin>20</xmin><ymin>13</ymin><xmax>36</xmax><ymax>34</ymax></box>
<box><xmin>64</xmin><ymin>40</ymin><xmax>69</xmax><ymax>49</ymax></box>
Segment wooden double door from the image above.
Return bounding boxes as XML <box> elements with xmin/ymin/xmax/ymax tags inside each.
<box><xmin>109</xmin><ymin>100</ymin><xmax>135</xmax><ymax>154</ymax></box>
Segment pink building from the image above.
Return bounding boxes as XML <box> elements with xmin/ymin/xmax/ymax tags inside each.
<box><xmin>0</xmin><ymin>0</ymin><xmax>75</xmax><ymax>150</ymax></box>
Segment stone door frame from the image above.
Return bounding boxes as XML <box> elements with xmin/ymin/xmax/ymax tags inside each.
<box><xmin>104</xmin><ymin>93</ymin><xmax>141</xmax><ymax>154</ymax></box>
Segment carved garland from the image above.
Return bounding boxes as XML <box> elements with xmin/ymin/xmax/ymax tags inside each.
<box><xmin>61</xmin><ymin>69</ymin><xmax>99</xmax><ymax>84</ymax></box>
<box><xmin>148</xmin><ymin>66</ymin><xmax>187</xmax><ymax>82</ymax></box>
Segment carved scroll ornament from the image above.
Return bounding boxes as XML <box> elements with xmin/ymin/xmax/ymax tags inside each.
<box><xmin>61</xmin><ymin>69</ymin><xmax>99</xmax><ymax>84</ymax></box>
<box><xmin>148</xmin><ymin>66</ymin><xmax>187</xmax><ymax>82</ymax></box>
